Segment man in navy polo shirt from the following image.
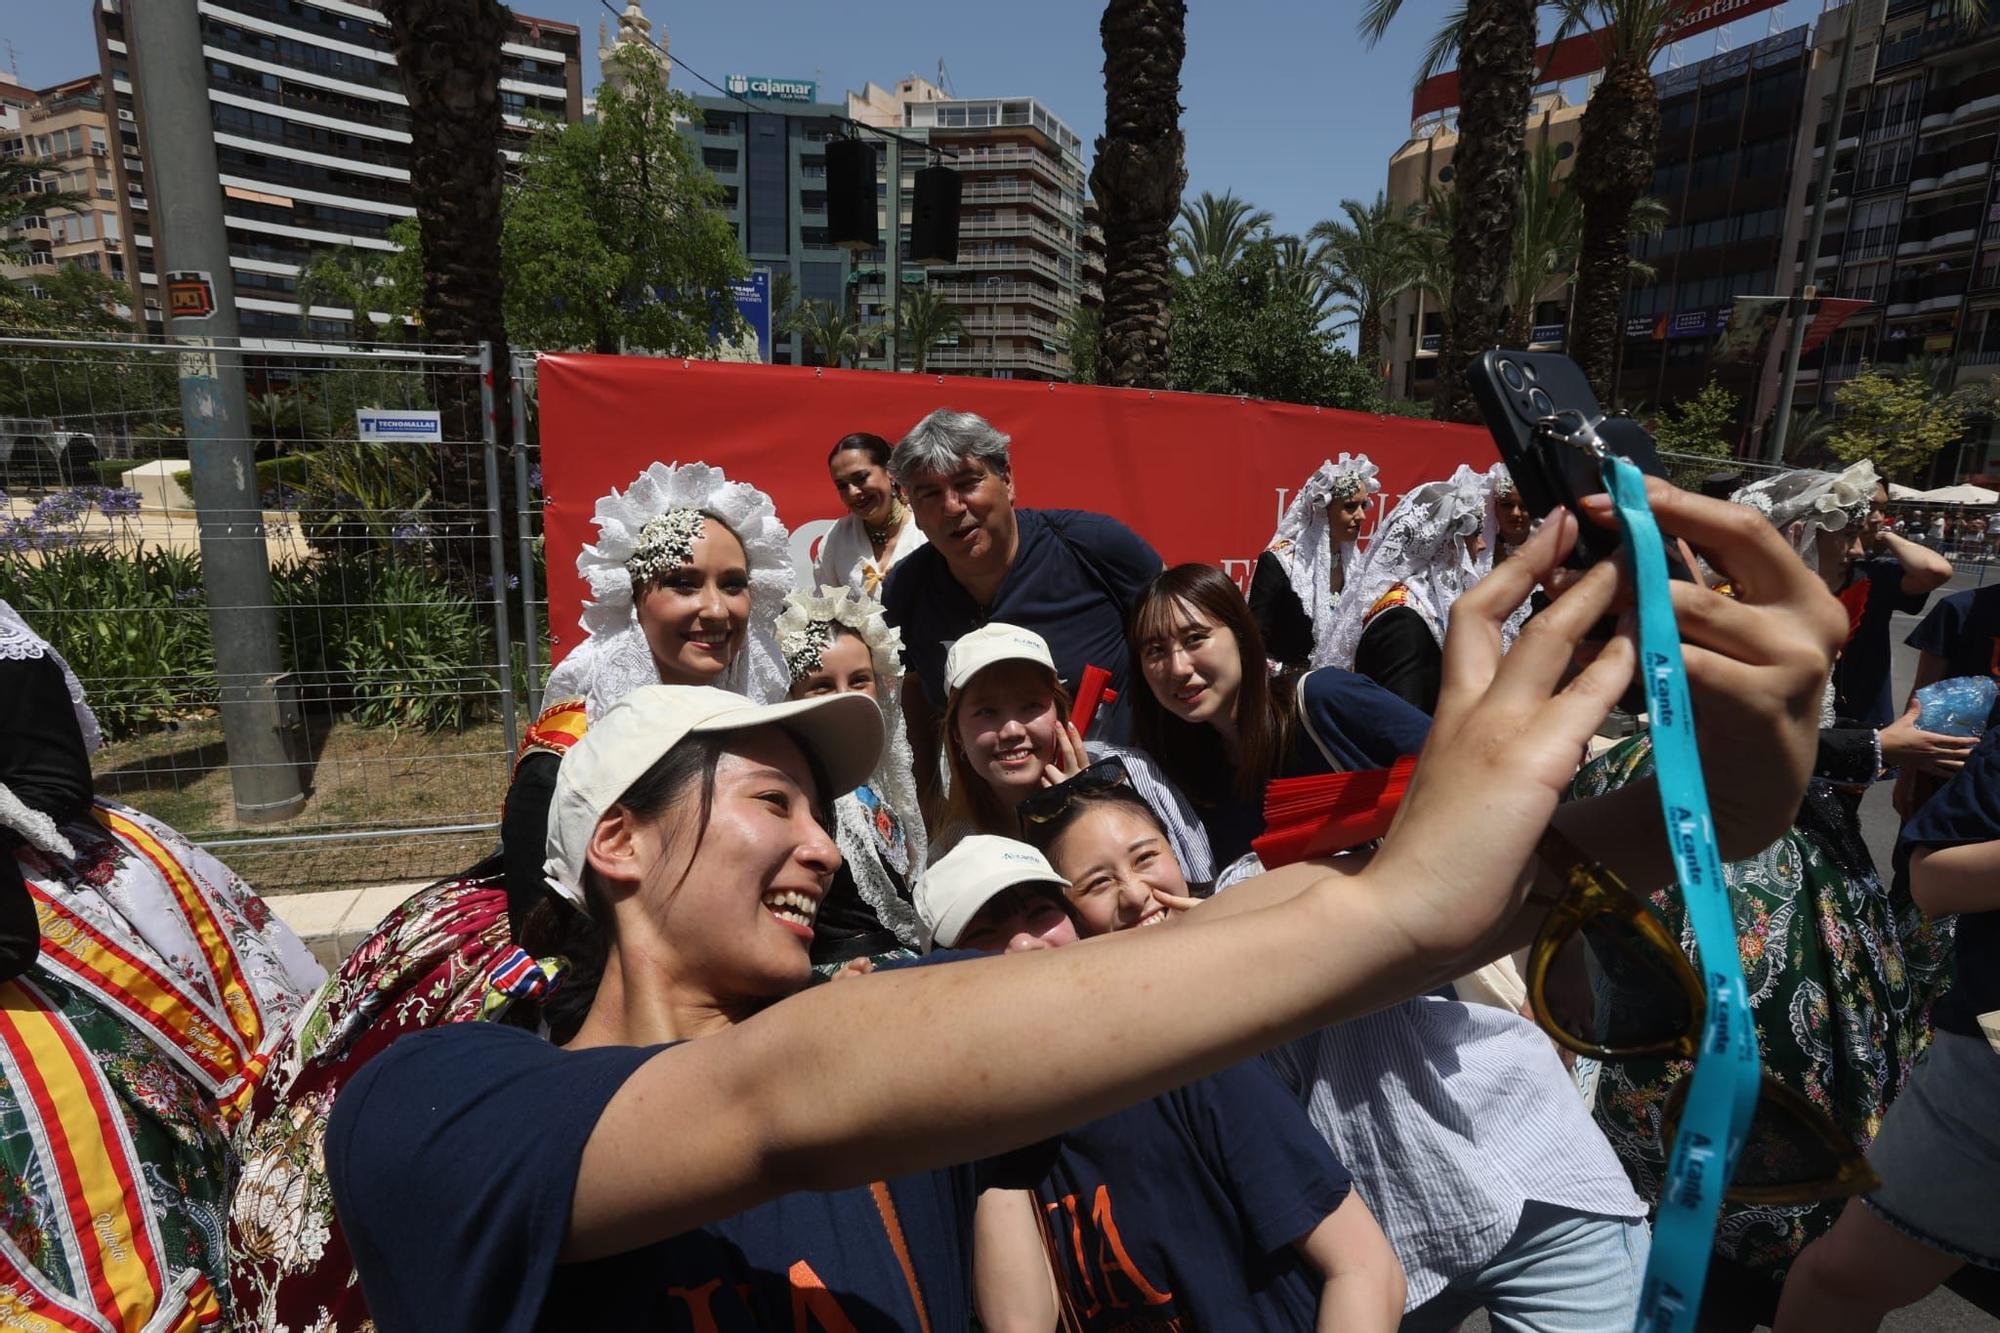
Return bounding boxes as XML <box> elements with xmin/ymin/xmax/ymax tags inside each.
<box><xmin>882</xmin><ymin>409</ymin><xmax>1161</xmax><ymax>799</ymax></box>
<box><xmin>1832</xmin><ymin>479</ymin><xmax>1954</xmax><ymax>728</ymax></box>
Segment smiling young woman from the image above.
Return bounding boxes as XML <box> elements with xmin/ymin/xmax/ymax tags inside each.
<box><xmin>811</xmin><ymin>433</ymin><xmax>929</xmax><ymax>598</ymax></box>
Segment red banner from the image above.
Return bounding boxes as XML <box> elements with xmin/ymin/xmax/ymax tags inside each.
<box><xmin>1411</xmin><ymin>0</ymin><xmax>1787</xmax><ymax>120</ymax></box>
<box><xmin>1799</xmin><ymin>298</ymin><xmax>1871</xmax><ymax>360</ymax></box>
<box><xmin>537</xmin><ymin>356</ymin><xmax>1495</xmax><ymax>658</ymax></box>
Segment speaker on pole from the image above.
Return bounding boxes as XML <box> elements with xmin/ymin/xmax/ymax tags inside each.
<box><xmin>910</xmin><ymin>164</ymin><xmax>961</xmax><ymax>265</ymax></box>
<box><xmin>826</xmin><ymin>136</ymin><xmax>880</xmax><ymax>251</ymax></box>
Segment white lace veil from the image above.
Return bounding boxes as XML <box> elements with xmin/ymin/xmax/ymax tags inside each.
<box><xmin>1326</xmin><ymin>464</ymin><xmax>1491</xmax><ymax>670</ymax></box>
<box><xmin>775</xmin><ymin>586</ymin><xmax>926</xmax><ymax>949</ymax></box>
<box><xmin>1730</xmin><ymin>460</ymin><xmax>1878</xmax><ymax>574</ymax></box>
<box><xmin>0</xmin><ymin>599</ymin><xmax>102</xmax><ymax>755</ymax></box>
<box><xmin>1266</xmin><ymin>453</ymin><xmax>1381</xmax><ymax>668</ymax></box>
<box><xmin>545</xmin><ymin>462</ymin><xmax>796</xmax><ymax>717</ymax></box>
<box><xmin>1482</xmin><ymin>463</ymin><xmax>1531</xmax><ymax>648</ymax></box>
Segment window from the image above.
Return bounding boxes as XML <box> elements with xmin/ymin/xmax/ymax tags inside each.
<box><xmin>1840</xmin><ymin>258</ymin><xmax>1893</xmax><ymax>301</ymax></box>
<box><xmin>1865</xmin><ymin>77</ymin><xmax>1922</xmax><ymax>140</ymax></box>
<box><xmin>702</xmin><ymin>147</ymin><xmax>738</xmax><ymax>172</ymax></box>
<box><xmin>703</xmin><ymin>114</ymin><xmax>737</xmax><ymax>136</ymax></box>
<box><xmin>745</xmin><ymin>114</ymin><xmax>791</xmax><ymax>254</ymax></box>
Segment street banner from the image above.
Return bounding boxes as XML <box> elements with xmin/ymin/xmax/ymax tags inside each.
<box><xmin>723</xmin><ymin>270</ymin><xmax>772</xmax><ymax>363</ymax></box>
<box><xmin>1716</xmin><ymin>296</ymin><xmax>1787</xmax><ymax>363</ymax></box>
<box><xmin>1668</xmin><ymin>309</ymin><xmax>1714</xmax><ymax>339</ymax></box>
<box><xmin>1799</xmin><ymin>298</ymin><xmax>1871</xmax><ymax>360</ymax></box>
<box><xmin>537</xmin><ymin>355</ymin><xmax>1497</xmax><ymax>658</ymax></box>
<box><xmin>355</xmin><ymin>409</ymin><xmax>443</xmax><ymax>443</ymax></box>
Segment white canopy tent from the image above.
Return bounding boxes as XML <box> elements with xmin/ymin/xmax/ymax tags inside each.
<box><xmin>1887</xmin><ymin>482</ymin><xmax>1927</xmax><ymax>500</ymax></box>
<box><xmin>1914</xmin><ymin>483</ymin><xmax>1999</xmax><ymax>505</ymax></box>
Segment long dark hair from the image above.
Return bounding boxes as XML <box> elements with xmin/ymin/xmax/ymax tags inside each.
<box><xmin>1128</xmin><ymin>564</ymin><xmax>1300</xmax><ymax>803</ymax></box>
<box><xmin>827</xmin><ymin>432</ymin><xmax>893</xmax><ymax>469</ymax></box>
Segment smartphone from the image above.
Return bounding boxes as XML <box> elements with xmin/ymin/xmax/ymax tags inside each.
<box><xmin>1466</xmin><ymin>350</ymin><xmax>1671</xmax><ymax>568</ymax></box>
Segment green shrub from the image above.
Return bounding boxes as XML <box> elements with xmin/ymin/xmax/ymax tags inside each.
<box><xmin>170</xmin><ymin>454</ymin><xmax>312</xmax><ymax>503</ymax></box>
<box><xmin>91</xmin><ymin>458</ymin><xmax>141</xmax><ymax>485</ymax></box>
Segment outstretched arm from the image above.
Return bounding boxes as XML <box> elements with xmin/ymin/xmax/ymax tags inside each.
<box><xmin>553</xmin><ymin>494</ymin><xmax>1839</xmax><ymax>1261</ymax></box>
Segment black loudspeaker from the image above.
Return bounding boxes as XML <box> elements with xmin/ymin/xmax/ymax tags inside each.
<box><xmin>910</xmin><ymin>164</ymin><xmax>961</xmax><ymax>265</ymax></box>
<box><xmin>826</xmin><ymin>137</ymin><xmax>880</xmax><ymax>250</ymax></box>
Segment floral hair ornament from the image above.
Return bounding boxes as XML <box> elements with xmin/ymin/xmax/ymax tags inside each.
<box><xmin>1486</xmin><ymin>462</ymin><xmax>1518</xmax><ymax>499</ymax></box>
<box><xmin>1729</xmin><ymin>460</ymin><xmax>1880</xmax><ymax>572</ymax></box>
<box><xmin>1326</xmin><ymin>452</ymin><xmax>1383</xmax><ymax>503</ymax></box>
<box><xmin>775</xmin><ymin>586</ymin><xmax>906</xmax><ymax>685</ymax></box>
<box><xmin>625</xmin><ymin>508</ymin><xmax>709</xmax><ymax>589</ymax></box>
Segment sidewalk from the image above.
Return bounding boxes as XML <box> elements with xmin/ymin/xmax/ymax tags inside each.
<box><xmin>269</xmin><ymin>880</ymin><xmax>429</xmax><ymax>970</ymax></box>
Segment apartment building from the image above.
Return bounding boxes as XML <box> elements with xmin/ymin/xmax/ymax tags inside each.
<box><xmin>93</xmin><ymin>0</ymin><xmax>581</xmax><ymax>343</ymax></box>
<box><xmin>848</xmin><ymin>77</ymin><xmax>1099</xmax><ymax>380</ymax></box>
<box><xmin>0</xmin><ymin>75</ymin><xmax>133</xmax><ymax>299</ymax></box>
<box><xmin>1793</xmin><ymin>0</ymin><xmax>2000</xmax><ymax>480</ymax></box>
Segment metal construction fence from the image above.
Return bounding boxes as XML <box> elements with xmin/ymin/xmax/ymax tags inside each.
<box><xmin>0</xmin><ymin>332</ymin><xmax>545</xmax><ymax>892</ymax></box>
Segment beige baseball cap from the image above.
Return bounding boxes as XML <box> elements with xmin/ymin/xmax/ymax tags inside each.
<box><xmin>916</xmin><ymin>834</ymin><xmax>1070</xmax><ymax>951</ymax></box>
<box><xmin>944</xmin><ymin>622</ymin><xmax>1058</xmax><ymax>694</ymax></box>
<box><xmin>543</xmin><ymin>685</ymin><xmax>882</xmax><ymax>912</ymax></box>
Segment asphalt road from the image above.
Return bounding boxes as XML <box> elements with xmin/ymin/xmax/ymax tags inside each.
<box><xmin>1466</xmin><ymin>564</ymin><xmax>2000</xmax><ymax>1332</ymax></box>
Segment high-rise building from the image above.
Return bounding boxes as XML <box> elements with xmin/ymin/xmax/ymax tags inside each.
<box><xmin>0</xmin><ymin>74</ymin><xmax>133</xmax><ymax>299</ymax></box>
<box><xmin>94</xmin><ymin>0</ymin><xmax>582</xmax><ymax>343</ymax></box>
<box><xmin>1789</xmin><ymin>0</ymin><xmax>2000</xmax><ymax>480</ymax></box>
<box><xmin>847</xmin><ymin>78</ymin><xmax>1098</xmax><ymax>380</ymax></box>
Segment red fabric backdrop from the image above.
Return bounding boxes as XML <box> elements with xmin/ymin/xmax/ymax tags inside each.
<box><xmin>537</xmin><ymin>354</ymin><xmax>1496</xmax><ymax>657</ymax></box>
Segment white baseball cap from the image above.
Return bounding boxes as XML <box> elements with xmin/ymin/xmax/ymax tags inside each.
<box><xmin>916</xmin><ymin>834</ymin><xmax>1070</xmax><ymax>951</ymax></box>
<box><xmin>944</xmin><ymin>622</ymin><xmax>1058</xmax><ymax>694</ymax></box>
<box><xmin>543</xmin><ymin>685</ymin><xmax>882</xmax><ymax>912</ymax></box>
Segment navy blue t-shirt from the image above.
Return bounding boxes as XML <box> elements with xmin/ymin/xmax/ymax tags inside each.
<box><xmin>328</xmin><ymin>1021</ymin><xmax>1032</xmax><ymax>1332</ymax></box>
<box><xmin>1906</xmin><ymin>584</ymin><xmax>2000</xmax><ymax>686</ymax></box>
<box><xmin>1832</xmin><ymin>555</ymin><xmax>1931</xmax><ymax>727</ymax></box>
<box><xmin>1037</xmin><ymin>1059</ymin><xmax>1352</xmax><ymax>1332</ymax></box>
<box><xmin>1895</xmin><ymin>707</ymin><xmax>2000</xmax><ymax>1040</ymax></box>
<box><xmin>1191</xmin><ymin>666</ymin><xmax>1434</xmax><ymax>865</ymax></box>
<box><xmin>882</xmin><ymin>507</ymin><xmax>1161</xmax><ymax>742</ymax></box>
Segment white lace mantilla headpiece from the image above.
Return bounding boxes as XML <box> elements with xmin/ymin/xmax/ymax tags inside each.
<box><xmin>776</xmin><ymin>586</ymin><xmax>926</xmax><ymax>947</ymax></box>
<box><xmin>1731</xmin><ymin>460</ymin><xmax>1878</xmax><ymax>573</ymax></box>
<box><xmin>1267</xmin><ymin>453</ymin><xmax>1380</xmax><ymax>668</ymax></box>
<box><xmin>544</xmin><ymin>462</ymin><xmax>796</xmax><ymax>715</ymax></box>
<box><xmin>1327</xmin><ymin>463</ymin><xmax>1492</xmax><ymax>669</ymax></box>
<box><xmin>0</xmin><ymin>599</ymin><xmax>102</xmax><ymax>755</ymax></box>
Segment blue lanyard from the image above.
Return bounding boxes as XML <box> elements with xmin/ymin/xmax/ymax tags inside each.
<box><xmin>1598</xmin><ymin>452</ymin><xmax>1763</xmax><ymax>1333</ymax></box>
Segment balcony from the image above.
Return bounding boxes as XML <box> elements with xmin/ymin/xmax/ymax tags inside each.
<box><xmin>944</xmin><ymin>145</ymin><xmax>1069</xmax><ymax>184</ymax></box>
<box><xmin>925</xmin><ymin>342</ymin><xmax>1071</xmax><ymax>378</ymax></box>
<box><xmin>1884</xmin><ymin>266</ymin><xmax>1971</xmax><ymax>316</ymax></box>
<box><xmin>931</xmin><ymin>279</ymin><xmax>1066</xmax><ymax>313</ymax></box>
<box><xmin>1907</xmin><ymin>133</ymin><xmax>1997</xmax><ymax>194</ymax></box>
<box><xmin>957</xmin><ymin>214</ymin><xmax>1078</xmax><ymax>254</ymax></box>
<box><xmin>1905</xmin><ymin>201</ymin><xmax>1985</xmax><ymax>253</ymax></box>
<box><xmin>958</xmin><ymin>178</ymin><xmax>1078</xmax><ymax>219</ymax></box>
<box><xmin>935</xmin><ymin>247</ymin><xmax>1076</xmax><ymax>286</ymax></box>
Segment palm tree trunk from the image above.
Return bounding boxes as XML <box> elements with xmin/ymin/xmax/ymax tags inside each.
<box><xmin>1092</xmin><ymin>0</ymin><xmax>1187</xmax><ymax>390</ymax></box>
<box><xmin>1435</xmin><ymin>0</ymin><xmax>1536</xmax><ymax>423</ymax></box>
<box><xmin>1360</xmin><ymin>311</ymin><xmax>1384</xmax><ymax>381</ymax></box>
<box><xmin>1570</xmin><ymin>57</ymin><xmax>1658</xmax><ymax>398</ymax></box>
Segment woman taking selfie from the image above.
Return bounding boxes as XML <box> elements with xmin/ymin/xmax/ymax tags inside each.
<box><xmin>812</xmin><ymin>431</ymin><xmax>928</xmax><ymax>598</ymax></box>
<box><xmin>1129</xmin><ymin>563</ymin><xmax>1429</xmax><ymax>865</ymax></box>
<box><xmin>931</xmin><ymin>621</ymin><xmax>1212</xmax><ymax>878</ymax></box>
<box><xmin>326</xmin><ymin>487</ymin><xmax>1847</xmax><ymax>1332</ymax></box>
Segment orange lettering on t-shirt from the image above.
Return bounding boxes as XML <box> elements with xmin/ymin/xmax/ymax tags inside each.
<box><xmin>1047</xmin><ymin>1194</ymin><xmax>1103</xmax><ymax>1319</ymax></box>
<box><xmin>1088</xmin><ymin>1186</ymin><xmax>1174</xmax><ymax>1310</ymax></box>
<box><xmin>665</xmin><ymin>1278</ymin><xmax>725</xmax><ymax>1333</ymax></box>
<box><xmin>788</xmin><ymin>1259</ymin><xmax>859</xmax><ymax>1333</ymax></box>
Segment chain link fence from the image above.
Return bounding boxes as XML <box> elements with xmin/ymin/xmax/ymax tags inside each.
<box><xmin>0</xmin><ymin>333</ymin><xmax>530</xmax><ymax>892</ymax></box>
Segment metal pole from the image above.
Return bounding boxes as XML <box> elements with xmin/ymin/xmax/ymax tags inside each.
<box><xmin>885</xmin><ymin>136</ymin><xmax>901</xmax><ymax>371</ymax></box>
<box><xmin>480</xmin><ymin>342</ymin><xmax>519</xmax><ymax>759</ymax></box>
<box><xmin>128</xmin><ymin>0</ymin><xmax>304</xmax><ymax>823</ymax></box>
<box><xmin>511</xmin><ymin>355</ymin><xmax>542</xmax><ymax>718</ymax></box>
<box><xmin>1770</xmin><ymin>0</ymin><xmax>1862</xmax><ymax>462</ymax></box>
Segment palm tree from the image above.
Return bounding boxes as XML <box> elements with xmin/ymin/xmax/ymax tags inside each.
<box><xmin>1091</xmin><ymin>0</ymin><xmax>1188</xmax><ymax>389</ymax></box>
<box><xmin>1404</xmin><ymin>179</ymin><xmax>1459</xmax><ymax>342</ymax></box>
<box><xmin>1504</xmin><ymin>141</ymin><xmax>1583</xmax><ymax>348</ymax></box>
<box><xmin>1059</xmin><ymin>305</ymin><xmax>1102</xmax><ymax>385</ymax></box>
<box><xmin>896</xmin><ymin>286</ymin><xmax>966</xmax><ymax>374</ymax></box>
<box><xmin>1263</xmin><ymin>234</ymin><xmax>1341</xmax><ymax>329</ymax></box>
<box><xmin>1311</xmin><ymin>193</ymin><xmax>1416</xmax><ymax>382</ymax></box>
<box><xmin>785</xmin><ymin>300</ymin><xmax>884</xmax><ymax>370</ymax></box>
<box><xmin>1171</xmin><ymin>191</ymin><xmax>1274</xmax><ymax>276</ymax></box>
<box><xmin>297</xmin><ymin>244</ymin><xmax>406</xmax><ymax>340</ymax></box>
<box><xmin>1361</xmin><ymin>0</ymin><xmax>1538</xmax><ymax>422</ymax></box>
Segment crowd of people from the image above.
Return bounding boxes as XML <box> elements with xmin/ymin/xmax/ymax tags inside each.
<box><xmin>1</xmin><ymin>403</ymin><xmax>1995</xmax><ymax>1333</ymax></box>
<box><xmin>1892</xmin><ymin>506</ymin><xmax>1999</xmax><ymax>562</ymax></box>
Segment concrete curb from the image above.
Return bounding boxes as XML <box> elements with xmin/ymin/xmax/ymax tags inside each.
<box><xmin>268</xmin><ymin>881</ymin><xmax>430</xmax><ymax>971</ymax></box>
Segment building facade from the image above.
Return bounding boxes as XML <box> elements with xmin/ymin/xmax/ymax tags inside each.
<box><xmin>681</xmin><ymin>84</ymin><xmax>855</xmax><ymax>367</ymax></box>
<box><xmin>1</xmin><ymin>75</ymin><xmax>133</xmax><ymax>300</ymax></box>
<box><xmin>1791</xmin><ymin>0</ymin><xmax>2000</xmax><ymax>480</ymax></box>
<box><xmin>847</xmin><ymin>78</ymin><xmax>1100</xmax><ymax>380</ymax></box>
<box><xmin>94</xmin><ymin>0</ymin><xmax>581</xmax><ymax>343</ymax></box>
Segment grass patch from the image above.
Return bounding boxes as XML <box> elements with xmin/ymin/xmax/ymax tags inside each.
<box><xmin>91</xmin><ymin>712</ymin><xmax>513</xmax><ymax>894</ymax></box>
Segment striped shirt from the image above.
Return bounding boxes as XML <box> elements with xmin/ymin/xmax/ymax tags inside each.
<box><xmin>1260</xmin><ymin>996</ymin><xmax>1644</xmax><ymax>1309</ymax></box>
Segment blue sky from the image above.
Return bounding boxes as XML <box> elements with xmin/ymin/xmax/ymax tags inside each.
<box><xmin>13</xmin><ymin>0</ymin><xmax>1826</xmax><ymax>269</ymax></box>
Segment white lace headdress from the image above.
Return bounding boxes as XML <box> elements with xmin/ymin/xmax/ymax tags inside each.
<box><xmin>544</xmin><ymin>462</ymin><xmax>796</xmax><ymax>716</ymax></box>
<box><xmin>1326</xmin><ymin>463</ymin><xmax>1491</xmax><ymax>669</ymax></box>
<box><xmin>0</xmin><ymin>599</ymin><xmax>102</xmax><ymax>755</ymax></box>
<box><xmin>1482</xmin><ymin>462</ymin><xmax>1531</xmax><ymax>647</ymax></box>
<box><xmin>775</xmin><ymin>586</ymin><xmax>926</xmax><ymax>949</ymax></box>
<box><xmin>1730</xmin><ymin>460</ymin><xmax>1878</xmax><ymax>574</ymax></box>
<box><xmin>1266</xmin><ymin>453</ymin><xmax>1380</xmax><ymax>668</ymax></box>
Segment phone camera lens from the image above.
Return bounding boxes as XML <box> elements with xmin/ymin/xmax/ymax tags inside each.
<box><xmin>1500</xmin><ymin>360</ymin><xmax>1525</xmax><ymax>392</ymax></box>
<box><xmin>1528</xmin><ymin>388</ymin><xmax>1554</xmax><ymax>417</ymax></box>
<box><xmin>1519</xmin><ymin>361</ymin><xmax>1538</xmax><ymax>382</ymax></box>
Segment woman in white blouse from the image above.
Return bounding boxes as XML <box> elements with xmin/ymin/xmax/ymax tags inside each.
<box><xmin>811</xmin><ymin>432</ymin><xmax>928</xmax><ymax>597</ymax></box>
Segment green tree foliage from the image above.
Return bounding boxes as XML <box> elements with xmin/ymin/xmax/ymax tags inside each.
<box><xmin>1060</xmin><ymin>305</ymin><xmax>1102</xmax><ymax>386</ymax></box>
<box><xmin>1169</xmin><ymin>240</ymin><xmax>1378</xmax><ymax>409</ymax></box>
<box><xmin>783</xmin><ymin>300</ymin><xmax>883</xmax><ymax>370</ymax></box>
<box><xmin>895</xmin><ymin>286</ymin><xmax>966</xmax><ymax>373</ymax></box>
<box><xmin>501</xmin><ymin>49</ymin><xmax>746</xmax><ymax>354</ymax></box>
<box><xmin>1311</xmin><ymin>191</ymin><xmax>1415</xmax><ymax>377</ymax></box>
<box><xmin>1828</xmin><ymin>363</ymin><xmax>1973</xmax><ymax>483</ymax></box>
<box><xmin>1650</xmin><ymin>376</ymin><xmax>1740</xmax><ymax>461</ymax></box>
<box><xmin>297</xmin><ymin>218</ymin><xmax>423</xmax><ymax>340</ymax></box>
<box><xmin>1171</xmin><ymin>191</ymin><xmax>1274</xmax><ymax>276</ymax></box>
